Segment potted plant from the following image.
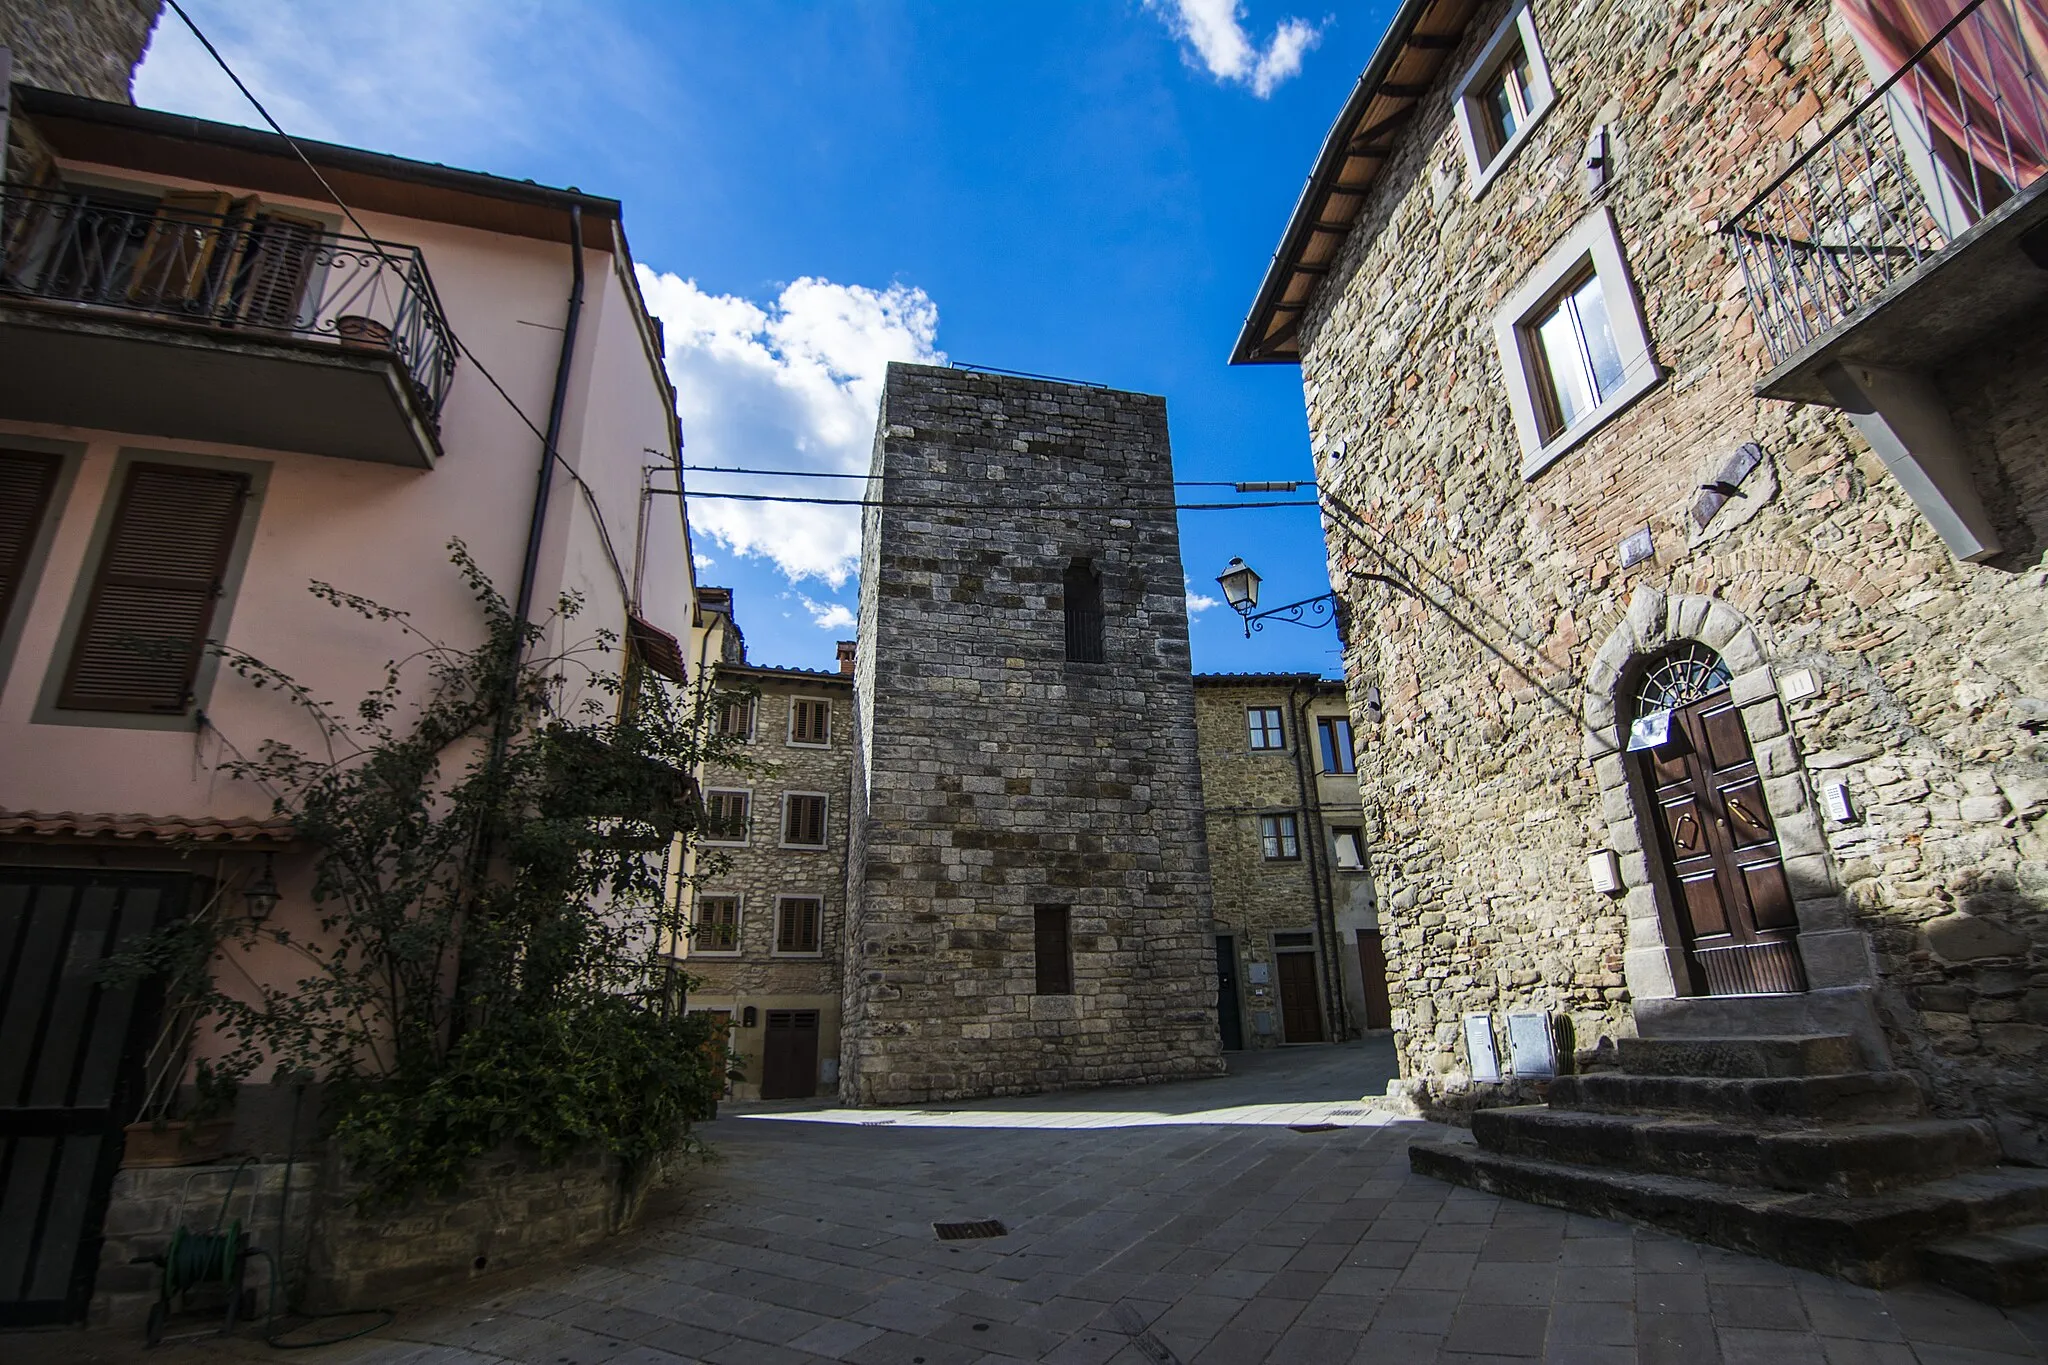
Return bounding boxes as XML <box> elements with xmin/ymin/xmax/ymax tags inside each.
<box><xmin>335</xmin><ymin>314</ymin><xmax>394</xmax><ymax>350</ymax></box>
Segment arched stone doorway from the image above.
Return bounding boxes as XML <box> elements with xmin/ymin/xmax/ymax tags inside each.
<box><xmin>1581</xmin><ymin>590</ymin><xmax>1877</xmax><ymax>1015</ymax></box>
<box><xmin>1627</xmin><ymin>641</ymin><xmax>1805</xmax><ymax>995</ymax></box>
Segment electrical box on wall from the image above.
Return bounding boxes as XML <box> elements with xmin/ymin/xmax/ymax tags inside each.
<box><xmin>1463</xmin><ymin>1013</ymin><xmax>1501</xmax><ymax>1083</ymax></box>
<box><xmin>1587</xmin><ymin>849</ymin><xmax>1623</xmax><ymax>895</ymax></box>
<box><xmin>1821</xmin><ymin>780</ymin><xmax>1857</xmax><ymax>824</ymax></box>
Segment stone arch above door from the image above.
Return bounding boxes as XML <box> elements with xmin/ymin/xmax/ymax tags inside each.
<box><xmin>1581</xmin><ymin>589</ymin><xmax>1873</xmax><ymax>1002</ymax></box>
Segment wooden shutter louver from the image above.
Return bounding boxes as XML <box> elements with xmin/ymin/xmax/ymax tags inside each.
<box><xmin>237</xmin><ymin>210</ymin><xmax>323</xmax><ymax>330</ymax></box>
<box><xmin>1034</xmin><ymin>905</ymin><xmax>1073</xmax><ymax>995</ymax></box>
<box><xmin>778</xmin><ymin>897</ymin><xmax>821</xmax><ymax>953</ymax></box>
<box><xmin>0</xmin><ymin>450</ymin><xmax>63</xmax><ymax>629</ymax></box>
<box><xmin>784</xmin><ymin>795</ymin><xmax>826</xmax><ymax>846</ymax></box>
<box><xmin>59</xmin><ymin>464</ymin><xmax>248</xmax><ymax>713</ymax></box>
<box><xmin>792</xmin><ymin>698</ymin><xmax>829</xmax><ymax>744</ymax></box>
<box><xmin>127</xmin><ymin>190</ymin><xmax>233</xmax><ymax>309</ymax></box>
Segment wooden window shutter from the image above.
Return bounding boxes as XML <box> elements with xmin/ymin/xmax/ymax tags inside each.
<box><xmin>785</xmin><ymin>795</ymin><xmax>825</xmax><ymax>846</ymax></box>
<box><xmin>59</xmin><ymin>463</ymin><xmax>249</xmax><ymax>713</ymax></box>
<box><xmin>1034</xmin><ymin>905</ymin><xmax>1072</xmax><ymax>995</ymax></box>
<box><xmin>128</xmin><ymin>190</ymin><xmax>234</xmax><ymax>309</ymax></box>
<box><xmin>237</xmin><ymin>209</ymin><xmax>324</xmax><ymax>330</ymax></box>
<box><xmin>778</xmin><ymin>897</ymin><xmax>821</xmax><ymax>953</ymax></box>
<box><xmin>0</xmin><ymin>450</ymin><xmax>63</xmax><ymax>629</ymax></box>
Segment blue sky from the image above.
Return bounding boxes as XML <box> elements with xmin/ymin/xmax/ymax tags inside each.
<box><xmin>135</xmin><ymin>1</ymin><xmax>1397</xmax><ymax>677</ymax></box>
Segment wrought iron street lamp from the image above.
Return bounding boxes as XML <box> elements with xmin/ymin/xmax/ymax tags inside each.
<box><xmin>1215</xmin><ymin>557</ymin><xmax>1338</xmax><ymax>637</ymax></box>
<box><xmin>243</xmin><ymin>853</ymin><xmax>280</xmax><ymax>922</ymax></box>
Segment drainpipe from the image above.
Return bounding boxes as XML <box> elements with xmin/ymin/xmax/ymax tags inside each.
<box><xmin>511</xmin><ymin>204</ymin><xmax>585</xmax><ymax>638</ymax></box>
<box><xmin>1290</xmin><ymin>679</ymin><xmax>1347</xmax><ymax>1042</ymax></box>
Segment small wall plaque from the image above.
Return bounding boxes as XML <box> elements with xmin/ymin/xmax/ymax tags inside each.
<box><xmin>1619</xmin><ymin>528</ymin><xmax>1655</xmax><ymax>568</ymax></box>
<box><xmin>1780</xmin><ymin>668</ymin><xmax>1820</xmax><ymax>702</ymax></box>
<box><xmin>1463</xmin><ymin>1013</ymin><xmax>1501</xmax><ymax>1083</ymax></box>
<box><xmin>1506</xmin><ymin>1013</ymin><xmax>1557</xmax><ymax>1077</ymax></box>
<box><xmin>1247</xmin><ymin>962</ymin><xmax>1271</xmax><ymax>985</ymax></box>
<box><xmin>1821</xmin><ymin>780</ymin><xmax>1857</xmax><ymax>824</ymax></box>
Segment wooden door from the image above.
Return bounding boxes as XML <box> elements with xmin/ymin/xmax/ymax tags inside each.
<box><xmin>759</xmin><ymin>1010</ymin><xmax>819</xmax><ymax>1100</ymax></box>
<box><xmin>1275</xmin><ymin>952</ymin><xmax>1325</xmax><ymax>1044</ymax></box>
<box><xmin>1639</xmin><ymin>689</ymin><xmax>1806</xmax><ymax>995</ymax></box>
<box><xmin>1214</xmin><ymin>935</ymin><xmax>1244</xmax><ymax>1051</ymax></box>
<box><xmin>1356</xmin><ymin>931</ymin><xmax>1393</xmax><ymax>1030</ymax></box>
<box><xmin>0</xmin><ymin>871</ymin><xmax>180</xmax><ymax>1325</ymax></box>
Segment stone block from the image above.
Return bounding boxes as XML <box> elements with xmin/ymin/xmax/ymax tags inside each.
<box><xmin>1796</xmin><ymin>928</ymin><xmax>1876</xmax><ymax>987</ymax></box>
<box><xmin>1924</xmin><ymin>912</ymin><xmax>2030</xmax><ymax>964</ymax></box>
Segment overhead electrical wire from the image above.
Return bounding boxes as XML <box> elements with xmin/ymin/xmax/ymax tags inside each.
<box><xmin>163</xmin><ymin>0</ymin><xmax>630</xmax><ymax>601</ymax></box>
<box><xmin>679</xmin><ymin>463</ymin><xmax>1314</xmax><ymax>493</ymax></box>
<box><xmin>683</xmin><ymin>491</ymin><xmax>1321</xmax><ymax>512</ymax></box>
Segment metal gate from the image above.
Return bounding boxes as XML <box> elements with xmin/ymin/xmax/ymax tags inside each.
<box><xmin>0</xmin><ymin>870</ymin><xmax>181</xmax><ymax>1325</ymax></box>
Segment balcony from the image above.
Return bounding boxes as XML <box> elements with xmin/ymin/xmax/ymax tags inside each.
<box><xmin>1723</xmin><ymin>0</ymin><xmax>2048</xmax><ymax>560</ymax></box>
<box><xmin>1727</xmin><ymin>0</ymin><xmax>2047</xmax><ymax>391</ymax></box>
<box><xmin>0</xmin><ymin>185</ymin><xmax>457</xmax><ymax>468</ymax></box>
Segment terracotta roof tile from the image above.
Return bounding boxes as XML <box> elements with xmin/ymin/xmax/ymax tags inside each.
<box><xmin>0</xmin><ymin>809</ymin><xmax>296</xmax><ymax>844</ymax></box>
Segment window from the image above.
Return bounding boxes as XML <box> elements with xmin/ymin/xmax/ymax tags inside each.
<box><xmin>1248</xmin><ymin>707</ymin><xmax>1286</xmax><ymax>750</ymax></box>
<box><xmin>1034</xmin><ymin>905</ymin><xmax>1073</xmax><ymax>995</ymax></box>
<box><xmin>1063</xmin><ymin>558</ymin><xmax>1104</xmax><ymax>664</ymax></box>
<box><xmin>782</xmin><ymin>793</ymin><xmax>828</xmax><ymax>848</ymax></box>
<box><xmin>1317</xmin><ymin>716</ymin><xmax>1356</xmax><ymax>774</ymax></box>
<box><xmin>1331</xmin><ymin>826</ymin><xmax>1366</xmax><ymax>871</ymax></box>
<box><xmin>58</xmin><ymin>462</ymin><xmax>249</xmax><ymax>713</ymax></box>
<box><xmin>703</xmin><ymin>789</ymin><xmax>750</xmax><ymax>844</ymax></box>
<box><xmin>775</xmin><ymin>896</ymin><xmax>822</xmax><ymax>954</ymax></box>
<box><xmin>716</xmin><ymin>694</ymin><xmax>753</xmax><ymax>739</ymax></box>
<box><xmin>1452</xmin><ymin>3</ymin><xmax>1555</xmax><ymax>193</ymax></box>
<box><xmin>1493</xmin><ymin>209</ymin><xmax>1662</xmax><ymax>478</ymax></box>
<box><xmin>1528</xmin><ymin>268</ymin><xmax>1628</xmax><ymax>438</ymax></box>
<box><xmin>0</xmin><ymin>450</ymin><xmax>63</xmax><ymax>632</ymax></box>
<box><xmin>1261</xmin><ymin>815</ymin><xmax>1301</xmax><ymax>861</ymax></box>
<box><xmin>695</xmin><ymin>895</ymin><xmax>740</xmax><ymax>953</ymax></box>
<box><xmin>788</xmin><ymin>697</ymin><xmax>831</xmax><ymax>746</ymax></box>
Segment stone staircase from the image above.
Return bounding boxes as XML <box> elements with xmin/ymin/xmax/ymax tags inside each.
<box><xmin>1408</xmin><ymin>1034</ymin><xmax>2048</xmax><ymax>1305</ymax></box>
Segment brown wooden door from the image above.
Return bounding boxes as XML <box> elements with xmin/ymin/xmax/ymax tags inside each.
<box><xmin>1274</xmin><ymin>953</ymin><xmax>1325</xmax><ymax>1043</ymax></box>
<box><xmin>1355</xmin><ymin>931</ymin><xmax>1393</xmax><ymax>1030</ymax></box>
<box><xmin>759</xmin><ymin>1010</ymin><xmax>819</xmax><ymax>1100</ymax></box>
<box><xmin>1639</xmin><ymin>690</ymin><xmax>1805</xmax><ymax>995</ymax></box>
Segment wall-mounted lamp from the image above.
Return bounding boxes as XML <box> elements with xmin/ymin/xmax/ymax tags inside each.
<box><xmin>243</xmin><ymin>853</ymin><xmax>281</xmax><ymax>921</ymax></box>
<box><xmin>1216</xmin><ymin>556</ymin><xmax>1408</xmax><ymax>639</ymax></box>
<box><xmin>741</xmin><ymin>1005</ymin><xmax>758</xmax><ymax>1028</ymax></box>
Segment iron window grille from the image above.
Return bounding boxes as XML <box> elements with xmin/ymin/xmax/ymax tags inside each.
<box><xmin>1063</xmin><ymin>558</ymin><xmax>1105</xmax><ymax>664</ymax></box>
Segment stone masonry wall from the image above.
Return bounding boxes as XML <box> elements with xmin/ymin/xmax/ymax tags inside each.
<box><xmin>842</xmin><ymin>363</ymin><xmax>1224</xmax><ymax>1104</ymax></box>
<box><xmin>684</xmin><ymin>668</ymin><xmax>852</xmax><ymax>1098</ymax></box>
<box><xmin>1292</xmin><ymin>0</ymin><xmax>2048</xmax><ymax>1142</ymax></box>
<box><xmin>1194</xmin><ymin>677</ymin><xmax>1357</xmax><ymax>1046</ymax></box>
<box><xmin>2</xmin><ymin>0</ymin><xmax>160</xmax><ymax>100</ymax></box>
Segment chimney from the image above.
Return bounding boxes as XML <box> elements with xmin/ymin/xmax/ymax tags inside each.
<box><xmin>836</xmin><ymin>641</ymin><xmax>857</xmax><ymax>676</ymax></box>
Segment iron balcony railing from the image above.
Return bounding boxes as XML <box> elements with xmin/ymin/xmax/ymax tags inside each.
<box><xmin>1725</xmin><ymin>0</ymin><xmax>2048</xmax><ymax>367</ymax></box>
<box><xmin>0</xmin><ymin>185</ymin><xmax>458</xmax><ymax>422</ymax></box>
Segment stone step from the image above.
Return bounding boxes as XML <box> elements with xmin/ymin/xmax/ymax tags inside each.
<box><xmin>1922</xmin><ymin>1224</ymin><xmax>2048</xmax><ymax>1307</ymax></box>
<box><xmin>1469</xmin><ymin>1108</ymin><xmax>1999</xmax><ymax>1197</ymax></box>
<box><xmin>1618</xmin><ymin>1034</ymin><xmax>1860</xmax><ymax>1079</ymax></box>
<box><xmin>1546</xmin><ymin>1070</ymin><xmax>1929</xmax><ymax>1127</ymax></box>
<box><xmin>1410</xmin><ymin>1139</ymin><xmax>2048</xmax><ymax>1295</ymax></box>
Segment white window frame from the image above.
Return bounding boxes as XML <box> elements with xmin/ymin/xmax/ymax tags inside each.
<box><xmin>780</xmin><ymin>791</ymin><xmax>830</xmax><ymax>850</ymax></box>
<box><xmin>1494</xmin><ymin>208</ymin><xmax>1662</xmax><ymax>479</ymax></box>
<box><xmin>1330</xmin><ymin>825</ymin><xmax>1367</xmax><ymax>871</ymax></box>
<box><xmin>772</xmin><ymin>893</ymin><xmax>826</xmax><ymax>957</ymax></box>
<box><xmin>1452</xmin><ymin>2</ymin><xmax>1556</xmax><ymax>196</ymax></box>
<box><xmin>1247</xmin><ymin>706</ymin><xmax>1286</xmax><ymax>751</ymax></box>
<box><xmin>700</xmin><ymin>787</ymin><xmax>752</xmax><ymax>847</ymax></box>
<box><xmin>786</xmin><ymin>695</ymin><xmax>832</xmax><ymax>748</ymax></box>
<box><xmin>693</xmin><ymin>892</ymin><xmax>742</xmax><ymax>957</ymax></box>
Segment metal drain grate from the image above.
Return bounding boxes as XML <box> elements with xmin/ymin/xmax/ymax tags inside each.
<box><xmin>1289</xmin><ymin>1123</ymin><xmax>1341</xmax><ymax>1133</ymax></box>
<box><xmin>1327</xmin><ymin>1107</ymin><xmax>1366</xmax><ymax>1116</ymax></box>
<box><xmin>934</xmin><ymin>1219</ymin><xmax>1008</xmax><ymax>1241</ymax></box>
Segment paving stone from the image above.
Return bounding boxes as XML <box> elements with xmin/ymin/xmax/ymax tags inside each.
<box><xmin>1445</xmin><ymin>1303</ymin><xmax>1549</xmax><ymax>1356</ymax></box>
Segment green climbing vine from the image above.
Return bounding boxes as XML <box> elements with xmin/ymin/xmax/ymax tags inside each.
<box><xmin>129</xmin><ymin>542</ymin><xmax>748</xmax><ymax>1202</ymax></box>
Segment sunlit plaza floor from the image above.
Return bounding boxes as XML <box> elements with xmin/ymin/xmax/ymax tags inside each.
<box><xmin>18</xmin><ymin>1038</ymin><xmax>2047</xmax><ymax>1364</ymax></box>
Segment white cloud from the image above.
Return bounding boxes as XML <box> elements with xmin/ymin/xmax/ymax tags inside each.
<box><xmin>639</xmin><ymin>268</ymin><xmax>943</xmax><ymax>588</ymax></box>
<box><xmin>1147</xmin><ymin>1</ymin><xmax>1325</xmax><ymax>97</ymax></box>
<box><xmin>693</xmin><ymin>553</ymin><xmax>715</xmax><ymax>571</ymax></box>
<box><xmin>802</xmin><ymin>597</ymin><xmax>858</xmax><ymax>631</ymax></box>
<box><xmin>1185</xmin><ymin>579</ymin><xmax>1222</xmax><ymax>617</ymax></box>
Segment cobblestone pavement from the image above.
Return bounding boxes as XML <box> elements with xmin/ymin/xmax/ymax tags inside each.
<box><xmin>21</xmin><ymin>1041</ymin><xmax>2048</xmax><ymax>1364</ymax></box>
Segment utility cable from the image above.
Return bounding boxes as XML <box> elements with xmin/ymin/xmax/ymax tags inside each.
<box><xmin>683</xmin><ymin>491</ymin><xmax>1320</xmax><ymax>511</ymax></box>
<box><xmin>164</xmin><ymin>0</ymin><xmax>631</xmax><ymax>602</ymax></box>
<box><xmin>679</xmin><ymin>463</ymin><xmax>1313</xmax><ymax>492</ymax></box>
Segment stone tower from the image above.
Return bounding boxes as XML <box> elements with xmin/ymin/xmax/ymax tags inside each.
<box><xmin>842</xmin><ymin>363</ymin><xmax>1224</xmax><ymax>1105</ymax></box>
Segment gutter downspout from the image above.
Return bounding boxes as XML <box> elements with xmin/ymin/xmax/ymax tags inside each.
<box><xmin>1290</xmin><ymin>679</ymin><xmax>1346</xmax><ymax>1043</ymax></box>
<box><xmin>512</xmin><ymin>203</ymin><xmax>585</xmax><ymax>639</ymax></box>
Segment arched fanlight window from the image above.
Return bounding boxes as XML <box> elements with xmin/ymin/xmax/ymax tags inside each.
<box><xmin>1632</xmin><ymin>642</ymin><xmax>1732</xmax><ymax>719</ymax></box>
